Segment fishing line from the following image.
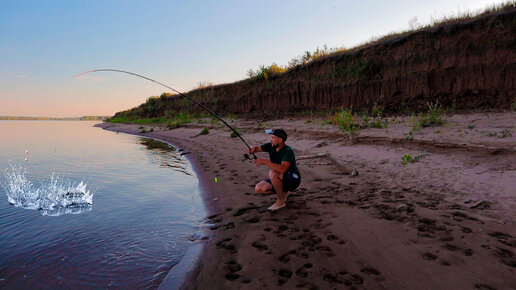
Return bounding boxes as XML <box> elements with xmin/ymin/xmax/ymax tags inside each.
<box><xmin>74</xmin><ymin>69</ymin><xmax>256</xmax><ymax>159</ymax></box>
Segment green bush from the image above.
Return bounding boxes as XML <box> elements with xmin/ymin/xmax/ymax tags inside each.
<box><xmin>329</xmin><ymin>108</ymin><xmax>359</xmax><ymax>138</ymax></box>
<box><xmin>372</xmin><ymin>120</ymin><xmax>384</xmax><ymax>128</ymax></box>
<box><xmin>200</xmin><ymin>127</ymin><xmax>210</xmax><ymax>135</ymax></box>
<box><xmin>420</xmin><ymin>101</ymin><xmax>445</xmax><ymax>127</ymax></box>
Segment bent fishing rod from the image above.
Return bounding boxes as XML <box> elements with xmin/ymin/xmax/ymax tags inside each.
<box><xmin>74</xmin><ymin>69</ymin><xmax>257</xmax><ymax>160</ymax></box>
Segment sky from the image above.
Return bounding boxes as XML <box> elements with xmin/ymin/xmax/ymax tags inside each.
<box><xmin>0</xmin><ymin>0</ymin><xmax>510</xmax><ymax>117</ymax></box>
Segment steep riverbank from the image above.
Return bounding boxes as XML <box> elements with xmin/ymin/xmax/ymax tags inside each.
<box><xmin>113</xmin><ymin>5</ymin><xmax>516</xmax><ymax>122</ymax></box>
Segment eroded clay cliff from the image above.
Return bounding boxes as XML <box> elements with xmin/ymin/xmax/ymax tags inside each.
<box><xmin>115</xmin><ymin>7</ymin><xmax>516</xmax><ymax>119</ymax></box>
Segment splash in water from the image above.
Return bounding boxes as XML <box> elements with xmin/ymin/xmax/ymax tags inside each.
<box><xmin>2</xmin><ymin>163</ymin><xmax>93</xmax><ymax>216</ymax></box>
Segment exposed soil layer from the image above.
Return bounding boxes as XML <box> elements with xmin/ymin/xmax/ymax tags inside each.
<box><xmin>116</xmin><ymin>6</ymin><xmax>516</xmax><ymax>120</ymax></box>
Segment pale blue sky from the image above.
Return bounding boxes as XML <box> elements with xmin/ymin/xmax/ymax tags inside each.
<box><xmin>0</xmin><ymin>0</ymin><xmax>508</xmax><ymax>117</ymax></box>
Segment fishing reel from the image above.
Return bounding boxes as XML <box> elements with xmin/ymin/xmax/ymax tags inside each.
<box><xmin>243</xmin><ymin>153</ymin><xmax>257</xmax><ymax>161</ymax></box>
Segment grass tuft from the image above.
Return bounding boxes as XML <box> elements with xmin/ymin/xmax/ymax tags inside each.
<box><xmin>401</xmin><ymin>154</ymin><xmax>424</xmax><ymax>165</ymax></box>
<box><xmin>200</xmin><ymin>127</ymin><xmax>210</xmax><ymax>135</ymax></box>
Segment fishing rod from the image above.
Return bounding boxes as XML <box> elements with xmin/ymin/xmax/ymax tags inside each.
<box><xmin>74</xmin><ymin>69</ymin><xmax>257</xmax><ymax>160</ymax></box>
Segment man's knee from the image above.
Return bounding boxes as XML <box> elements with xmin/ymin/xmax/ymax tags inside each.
<box><xmin>255</xmin><ymin>181</ymin><xmax>272</xmax><ymax>194</ymax></box>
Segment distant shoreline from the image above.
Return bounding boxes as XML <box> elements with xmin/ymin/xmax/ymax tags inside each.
<box><xmin>0</xmin><ymin>116</ymin><xmax>109</xmax><ymax>121</ymax></box>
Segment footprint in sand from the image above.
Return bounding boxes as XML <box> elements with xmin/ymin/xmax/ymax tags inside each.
<box><xmin>422</xmin><ymin>252</ymin><xmax>438</xmax><ymax>261</ymax></box>
<box><xmin>227</xmin><ymin>260</ymin><xmax>243</xmax><ymax>273</ymax></box>
<box><xmin>317</xmin><ymin>245</ymin><xmax>335</xmax><ymax>257</ymax></box>
<box><xmin>244</xmin><ymin>216</ymin><xmax>260</xmax><ymax>223</ymax></box>
<box><xmin>278</xmin><ymin>250</ymin><xmax>297</xmax><ymax>264</ymax></box>
<box><xmin>327</xmin><ymin>234</ymin><xmax>340</xmax><ymax>242</ymax></box>
<box><xmin>443</xmin><ymin>243</ymin><xmax>474</xmax><ymax>256</ymax></box>
<box><xmin>252</xmin><ymin>236</ymin><xmax>269</xmax><ymax>253</ymax></box>
<box><xmin>488</xmin><ymin>232</ymin><xmax>516</xmax><ymax>248</ymax></box>
<box><xmin>492</xmin><ymin>247</ymin><xmax>516</xmax><ymax>267</ymax></box>
<box><xmin>213</xmin><ymin>222</ymin><xmax>235</xmax><ymax>231</ymax></box>
<box><xmin>295</xmin><ymin>263</ymin><xmax>312</xmax><ymax>278</ymax></box>
<box><xmin>451</xmin><ymin>211</ymin><xmax>482</xmax><ymax>223</ymax></box>
<box><xmin>277</xmin><ymin>269</ymin><xmax>293</xmax><ymax>285</ymax></box>
<box><xmin>361</xmin><ymin>267</ymin><xmax>381</xmax><ymax>276</ymax></box>
<box><xmin>216</xmin><ymin>238</ymin><xmax>238</xmax><ymax>253</ymax></box>
<box><xmin>323</xmin><ymin>272</ymin><xmax>344</xmax><ymax>285</ymax></box>
<box><xmin>225</xmin><ymin>273</ymin><xmax>240</xmax><ymax>281</ymax></box>
<box><xmin>233</xmin><ymin>205</ymin><xmax>259</xmax><ymax>217</ymax></box>
<box><xmin>274</xmin><ymin>225</ymin><xmax>289</xmax><ymax>234</ymax></box>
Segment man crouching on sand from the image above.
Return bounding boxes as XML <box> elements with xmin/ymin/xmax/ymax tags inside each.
<box><xmin>248</xmin><ymin>129</ymin><xmax>301</xmax><ymax>211</ymax></box>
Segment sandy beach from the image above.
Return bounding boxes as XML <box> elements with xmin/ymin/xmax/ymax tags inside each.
<box><xmin>96</xmin><ymin>110</ymin><xmax>515</xmax><ymax>289</ymax></box>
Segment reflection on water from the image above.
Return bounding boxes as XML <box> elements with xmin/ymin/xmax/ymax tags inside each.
<box><xmin>139</xmin><ymin>138</ymin><xmax>177</xmax><ymax>152</ymax></box>
<box><xmin>139</xmin><ymin>137</ymin><xmax>194</xmax><ymax>176</ymax></box>
<box><xmin>0</xmin><ymin>121</ymin><xmax>205</xmax><ymax>288</ymax></box>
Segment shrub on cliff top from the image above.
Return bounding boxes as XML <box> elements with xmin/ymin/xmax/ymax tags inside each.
<box><xmin>247</xmin><ymin>63</ymin><xmax>288</xmax><ymax>79</ymax></box>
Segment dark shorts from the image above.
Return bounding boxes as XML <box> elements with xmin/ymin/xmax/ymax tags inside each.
<box><xmin>265</xmin><ymin>171</ymin><xmax>301</xmax><ymax>192</ymax></box>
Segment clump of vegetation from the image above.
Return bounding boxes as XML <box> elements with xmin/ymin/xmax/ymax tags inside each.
<box><xmin>487</xmin><ymin>129</ymin><xmax>512</xmax><ymax>138</ymax></box>
<box><xmin>167</xmin><ymin>121</ymin><xmax>179</xmax><ymax>130</ymax></box>
<box><xmin>140</xmin><ymin>127</ymin><xmax>147</xmax><ymax>133</ymax></box>
<box><xmin>200</xmin><ymin>127</ymin><xmax>210</xmax><ymax>135</ymax></box>
<box><xmin>501</xmin><ymin>129</ymin><xmax>513</xmax><ymax>138</ymax></box>
<box><xmin>306</xmin><ymin>111</ymin><xmax>315</xmax><ymax>123</ymax></box>
<box><xmin>468</xmin><ymin>124</ymin><xmax>476</xmax><ymax>129</ymax></box>
<box><xmin>328</xmin><ymin>108</ymin><xmax>360</xmax><ymax>139</ymax></box>
<box><xmin>407</xmin><ymin>101</ymin><xmax>446</xmax><ymax>139</ymax></box>
<box><xmin>361</xmin><ymin>103</ymin><xmax>388</xmax><ymax>128</ymax></box>
<box><xmin>401</xmin><ymin>154</ymin><xmax>424</xmax><ymax>165</ymax></box>
<box><xmin>225</xmin><ymin>113</ymin><xmax>238</xmax><ymax>120</ymax></box>
<box><xmin>419</xmin><ymin>101</ymin><xmax>445</xmax><ymax>127</ymax></box>
<box><xmin>197</xmin><ymin>81</ymin><xmax>214</xmax><ymax>89</ymax></box>
<box><xmin>247</xmin><ymin>63</ymin><xmax>288</xmax><ymax>79</ymax></box>
<box><xmin>371</xmin><ymin>102</ymin><xmax>384</xmax><ymax>118</ymax></box>
<box><xmin>247</xmin><ymin>45</ymin><xmax>346</xmax><ymax>79</ymax></box>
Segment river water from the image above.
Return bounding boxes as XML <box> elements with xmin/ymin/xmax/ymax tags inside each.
<box><xmin>0</xmin><ymin>121</ymin><xmax>206</xmax><ymax>288</ymax></box>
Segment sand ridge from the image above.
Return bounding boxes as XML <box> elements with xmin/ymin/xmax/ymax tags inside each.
<box><xmin>96</xmin><ymin>111</ymin><xmax>515</xmax><ymax>289</ymax></box>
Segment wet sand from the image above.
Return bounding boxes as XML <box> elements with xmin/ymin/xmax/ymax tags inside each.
<box><xmin>96</xmin><ymin>110</ymin><xmax>516</xmax><ymax>289</ymax></box>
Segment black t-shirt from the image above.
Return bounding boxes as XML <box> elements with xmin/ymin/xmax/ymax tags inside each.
<box><xmin>261</xmin><ymin>143</ymin><xmax>300</xmax><ymax>177</ymax></box>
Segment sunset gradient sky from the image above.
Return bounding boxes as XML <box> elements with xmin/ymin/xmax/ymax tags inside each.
<box><xmin>0</xmin><ymin>0</ymin><xmax>509</xmax><ymax>117</ymax></box>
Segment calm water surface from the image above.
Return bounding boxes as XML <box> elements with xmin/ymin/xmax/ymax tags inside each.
<box><xmin>0</xmin><ymin>121</ymin><xmax>206</xmax><ymax>288</ymax></box>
